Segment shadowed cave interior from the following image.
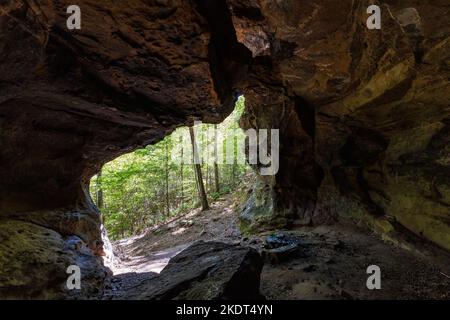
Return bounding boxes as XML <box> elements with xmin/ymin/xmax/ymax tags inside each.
<box><xmin>0</xmin><ymin>0</ymin><xmax>450</xmax><ymax>299</ymax></box>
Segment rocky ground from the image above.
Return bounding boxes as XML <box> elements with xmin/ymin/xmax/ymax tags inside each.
<box><xmin>103</xmin><ymin>195</ymin><xmax>450</xmax><ymax>300</ymax></box>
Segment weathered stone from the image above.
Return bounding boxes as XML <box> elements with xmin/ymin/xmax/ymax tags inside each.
<box><xmin>1</xmin><ymin>0</ymin><xmax>450</xmax><ymax>299</ymax></box>
<box><xmin>0</xmin><ymin>0</ymin><xmax>246</xmax><ymax>298</ymax></box>
<box><xmin>264</xmin><ymin>231</ymin><xmax>304</xmax><ymax>249</ymax></box>
<box><xmin>0</xmin><ymin>0</ymin><xmax>241</xmax><ymax>216</ymax></box>
<box><xmin>125</xmin><ymin>241</ymin><xmax>264</xmax><ymax>300</ymax></box>
<box><xmin>6</xmin><ymin>207</ymin><xmax>104</xmax><ymax>253</ymax></box>
<box><xmin>262</xmin><ymin>231</ymin><xmax>308</xmax><ymax>264</ymax></box>
<box><xmin>232</xmin><ymin>0</ymin><xmax>450</xmax><ymax>252</ymax></box>
<box><xmin>0</xmin><ymin>219</ymin><xmax>109</xmax><ymax>299</ymax></box>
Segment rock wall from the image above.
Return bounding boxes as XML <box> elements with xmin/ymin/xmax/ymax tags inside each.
<box><xmin>0</xmin><ymin>0</ymin><xmax>245</xmax><ymax>298</ymax></box>
<box><xmin>0</xmin><ymin>0</ymin><xmax>449</xmax><ymax>298</ymax></box>
<box><xmin>231</xmin><ymin>0</ymin><xmax>450</xmax><ymax>251</ymax></box>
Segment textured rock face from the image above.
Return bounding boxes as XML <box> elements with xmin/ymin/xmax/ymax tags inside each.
<box><xmin>231</xmin><ymin>0</ymin><xmax>450</xmax><ymax>251</ymax></box>
<box><xmin>0</xmin><ymin>0</ymin><xmax>243</xmax><ymax>298</ymax></box>
<box><xmin>125</xmin><ymin>241</ymin><xmax>263</xmax><ymax>300</ymax></box>
<box><xmin>0</xmin><ymin>0</ymin><xmax>241</xmax><ymax>214</ymax></box>
<box><xmin>0</xmin><ymin>0</ymin><xmax>449</xmax><ymax>298</ymax></box>
<box><xmin>0</xmin><ymin>219</ymin><xmax>108</xmax><ymax>299</ymax></box>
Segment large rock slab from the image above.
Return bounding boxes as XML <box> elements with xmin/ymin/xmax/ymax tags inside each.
<box><xmin>126</xmin><ymin>241</ymin><xmax>264</xmax><ymax>300</ymax></box>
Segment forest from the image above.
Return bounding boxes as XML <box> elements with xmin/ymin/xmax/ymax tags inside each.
<box><xmin>90</xmin><ymin>97</ymin><xmax>250</xmax><ymax>240</ymax></box>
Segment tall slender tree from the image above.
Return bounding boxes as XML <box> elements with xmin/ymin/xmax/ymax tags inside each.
<box><xmin>180</xmin><ymin>141</ymin><xmax>184</xmax><ymax>203</ymax></box>
<box><xmin>164</xmin><ymin>137</ymin><xmax>170</xmax><ymax>216</ymax></box>
<box><xmin>96</xmin><ymin>168</ymin><xmax>104</xmax><ymax>209</ymax></box>
<box><xmin>189</xmin><ymin>126</ymin><xmax>209</xmax><ymax>211</ymax></box>
<box><xmin>214</xmin><ymin>124</ymin><xmax>220</xmax><ymax>193</ymax></box>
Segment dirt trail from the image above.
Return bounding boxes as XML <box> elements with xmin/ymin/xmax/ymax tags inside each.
<box><xmin>104</xmin><ymin>195</ymin><xmax>450</xmax><ymax>300</ymax></box>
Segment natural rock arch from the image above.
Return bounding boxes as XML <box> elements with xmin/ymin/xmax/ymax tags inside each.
<box><xmin>0</xmin><ymin>0</ymin><xmax>449</xmax><ymax>298</ymax></box>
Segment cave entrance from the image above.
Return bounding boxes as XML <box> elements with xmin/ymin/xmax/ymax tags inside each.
<box><xmin>89</xmin><ymin>96</ymin><xmax>254</xmax><ymax>276</ymax></box>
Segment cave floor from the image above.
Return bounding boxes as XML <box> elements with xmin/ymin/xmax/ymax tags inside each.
<box><xmin>103</xmin><ymin>196</ymin><xmax>450</xmax><ymax>300</ymax></box>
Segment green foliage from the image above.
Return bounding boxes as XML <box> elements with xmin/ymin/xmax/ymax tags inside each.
<box><xmin>90</xmin><ymin>96</ymin><xmax>250</xmax><ymax>240</ymax></box>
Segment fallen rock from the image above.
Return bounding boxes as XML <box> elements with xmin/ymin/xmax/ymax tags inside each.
<box><xmin>125</xmin><ymin>241</ymin><xmax>264</xmax><ymax>300</ymax></box>
<box><xmin>263</xmin><ymin>232</ymin><xmax>309</xmax><ymax>264</ymax></box>
<box><xmin>264</xmin><ymin>231</ymin><xmax>305</xmax><ymax>249</ymax></box>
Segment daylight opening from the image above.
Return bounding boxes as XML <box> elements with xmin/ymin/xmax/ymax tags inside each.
<box><xmin>90</xmin><ymin>96</ymin><xmax>252</xmax><ymax>242</ymax></box>
<box><xmin>90</xmin><ymin>97</ymin><xmax>256</xmax><ymax>278</ymax></box>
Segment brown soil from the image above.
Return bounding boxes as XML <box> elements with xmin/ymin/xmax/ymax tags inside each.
<box><xmin>105</xmin><ymin>195</ymin><xmax>450</xmax><ymax>300</ymax></box>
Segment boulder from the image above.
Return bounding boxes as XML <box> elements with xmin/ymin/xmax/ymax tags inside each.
<box><xmin>125</xmin><ymin>241</ymin><xmax>264</xmax><ymax>300</ymax></box>
<box><xmin>0</xmin><ymin>219</ymin><xmax>109</xmax><ymax>299</ymax></box>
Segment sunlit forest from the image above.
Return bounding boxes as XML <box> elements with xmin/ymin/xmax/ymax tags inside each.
<box><xmin>90</xmin><ymin>97</ymin><xmax>250</xmax><ymax>240</ymax></box>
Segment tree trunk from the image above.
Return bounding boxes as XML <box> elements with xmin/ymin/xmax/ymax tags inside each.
<box><xmin>214</xmin><ymin>124</ymin><xmax>220</xmax><ymax>193</ymax></box>
<box><xmin>232</xmin><ymin>162</ymin><xmax>236</xmax><ymax>187</ymax></box>
<box><xmin>165</xmin><ymin>138</ymin><xmax>170</xmax><ymax>217</ymax></box>
<box><xmin>189</xmin><ymin>126</ymin><xmax>209</xmax><ymax>211</ymax></box>
<box><xmin>96</xmin><ymin>169</ymin><xmax>104</xmax><ymax>209</ymax></box>
<box><xmin>180</xmin><ymin>145</ymin><xmax>184</xmax><ymax>204</ymax></box>
<box><xmin>206</xmin><ymin>164</ymin><xmax>210</xmax><ymax>192</ymax></box>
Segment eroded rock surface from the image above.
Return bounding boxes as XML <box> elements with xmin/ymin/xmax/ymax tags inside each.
<box><xmin>0</xmin><ymin>0</ymin><xmax>241</xmax><ymax>215</ymax></box>
<box><xmin>1</xmin><ymin>0</ymin><xmax>450</xmax><ymax>298</ymax></box>
<box><xmin>232</xmin><ymin>0</ymin><xmax>450</xmax><ymax>251</ymax></box>
<box><xmin>0</xmin><ymin>0</ymin><xmax>245</xmax><ymax>298</ymax></box>
<box><xmin>0</xmin><ymin>219</ymin><xmax>108</xmax><ymax>299</ymax></box>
